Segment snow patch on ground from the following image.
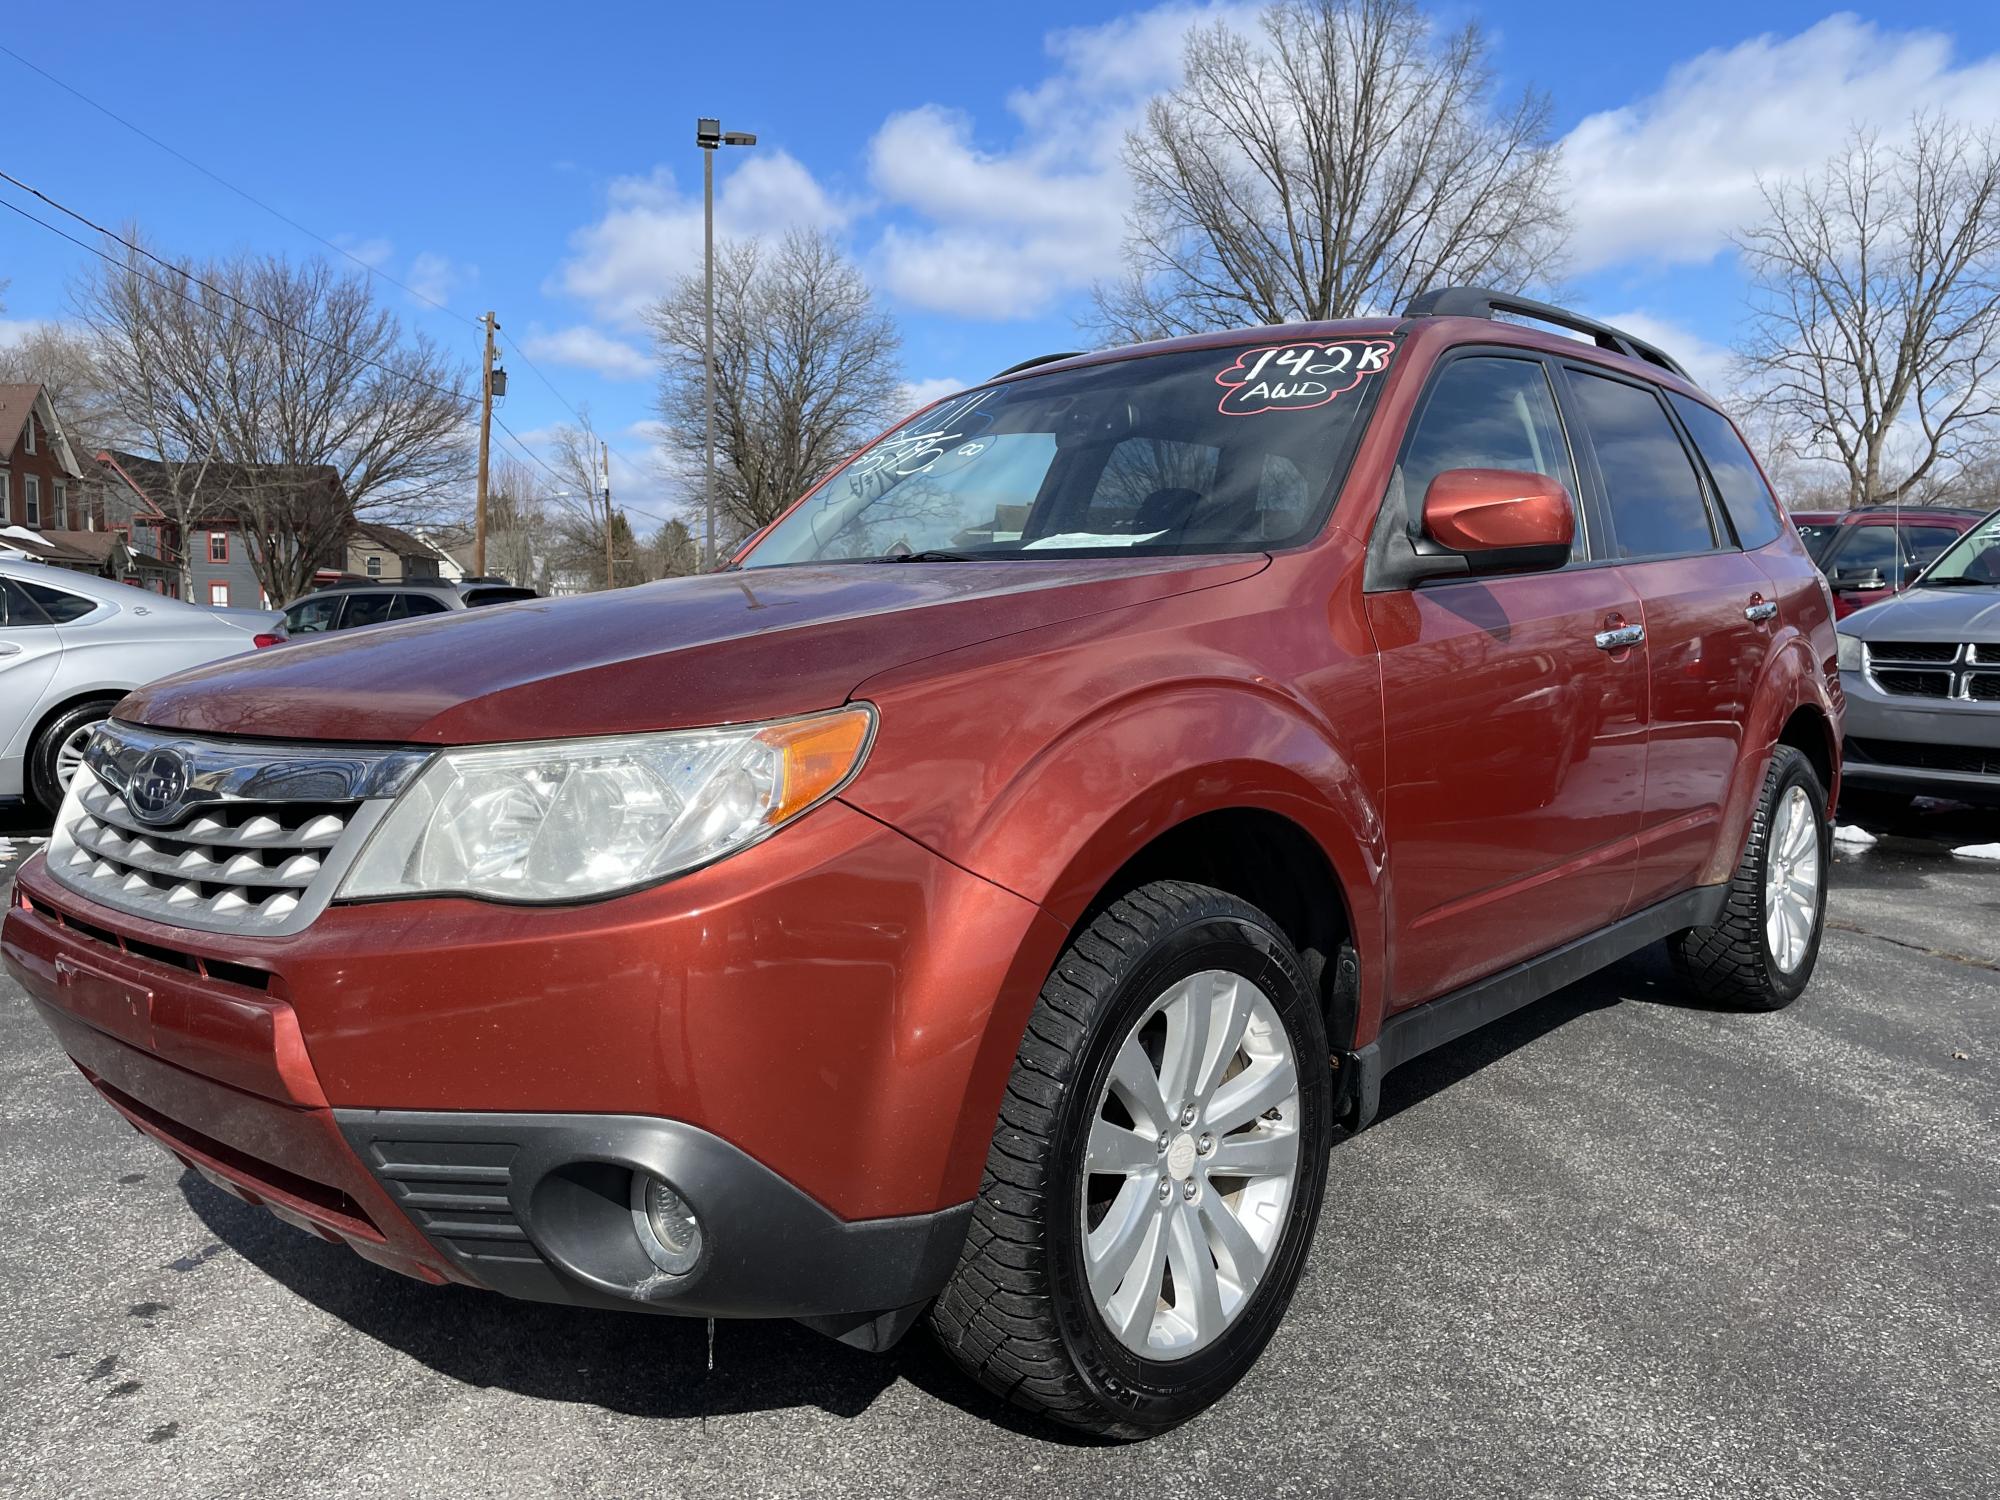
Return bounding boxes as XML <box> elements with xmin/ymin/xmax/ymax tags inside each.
<box><xmin>1951</xmin><ymin>842</ymin><xmax>2000</xmax><ymax>861</ymax></box>
<box><xmin>1832</xmin><ymin>824</ymin><xmax>1879</xmax><ymax>848</ymax></box>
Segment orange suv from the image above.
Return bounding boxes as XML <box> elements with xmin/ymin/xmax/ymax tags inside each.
<box><xmin>4</xmin><ymin>289</ymin><xmax>1840</xmax><ymax>1437</ymax></box>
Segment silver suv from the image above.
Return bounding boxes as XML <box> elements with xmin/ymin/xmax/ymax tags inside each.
<box><xmin>278</xmin><ymin>578</ymin><xmax>537</xmax><ymax>636</ymax></box>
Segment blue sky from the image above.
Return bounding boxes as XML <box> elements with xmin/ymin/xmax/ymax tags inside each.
<box><xmin>4</xmin><ymin>2</ymin><xmax>1999</xmax><ymax>523</ymax></box>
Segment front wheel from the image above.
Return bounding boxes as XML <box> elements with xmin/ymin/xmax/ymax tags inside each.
<box><xmin>1670</xmin><ymin>744</ymin><xmax>1829</xmax><ymax>1011</ymax></box>
<box><xmin>29</xmin><ymin>701</ymin><xmax>111</xmax><ymax>816</ymax></box>
<box><xmin>930</xmin><ymin>880</ymin><xmax>1332</xmax><ymax>1438</ymax></box>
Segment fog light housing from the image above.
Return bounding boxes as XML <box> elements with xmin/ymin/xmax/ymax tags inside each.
<box><xmin>630</xmin><ymin>1173</ymin><xmax>703</xmax><ymax>1276</ymax></box>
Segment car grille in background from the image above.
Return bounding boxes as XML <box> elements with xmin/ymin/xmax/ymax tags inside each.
<box><xmin>56</xmin><ymin>770</ymin><xmax>352</xmax><ymax>927</ymax></box>
<box><xmin>1864</xmin><ymin>641</ymin><xmax>2000</xmax><ymax>702</ymax></box>
<box><xmin>1848</xmin><ymin>739</ymin><xmax>2000</xmax><ymax>777</ymax></box>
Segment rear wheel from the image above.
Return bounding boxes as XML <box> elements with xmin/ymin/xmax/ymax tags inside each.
<box><xmin>930</xmin><ymin>880</ymin><xmax>1332</xmax><ymax>1438</ymax></box>
<box><xmin>29</xmin><ymin>701</ymin><xmax>112</xmax><ymax>815</ymax></box>
<box><xmin>1671</xmin><ymin>745</ymin><xmax>1828</xmax><ymax>1011</ymax></box>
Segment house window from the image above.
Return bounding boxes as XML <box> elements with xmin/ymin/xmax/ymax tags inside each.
<box><xmin>24</xmin><ymin>475</ymin><xmax>39</xmax><ymax>527</ymax></box>
<box><xmin>209</xmin><ymin>581</ymin><xmax>230</xmax><ymax>607</ymax></box>
<box><xmin>365</xmin><ymin>554</ymin><xmax>383</xmax><ymax>577</ymax></box>
<box><xmin>54</xmin><ymin>482</ymin><xmax>67</xmax><ymax>528</ymax></box>
<box><xmin>22</xmin><ymin>415</ymin><xmax>35</xmax><ymax>454</ymax></box>
<box><xmin>208</xmin><ymin>531</ymin><xmax>229</xmax><ymax>563</ymax></box>
<box><xmin>0</xmin><ymin>473</ymin><xmax>8</xmax><ymax>521</ymax></box>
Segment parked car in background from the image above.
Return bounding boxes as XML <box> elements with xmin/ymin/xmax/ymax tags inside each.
<box><xmin>1809</xmin><ymin>505</ymin><xmax>1985</xmax><ymax>618</ymax></box>
<box><xmin>1836</xmin><ymin>506</ymin><xmax>2000</xmax><ymax>811</ymax></box>
<box><xmin>277</xmin><ymin>576</ymin><xmax>538</xmax><ymax>636</ymax></box>
<box><xmin>0</xmin><ymin>559</ymin><xmax>280</xmax><ymax>813</ymax></box>
<box><xmin>1788</xmin><ymin>509</ymin><xmax>1844</xmax><ymax>556</ymax></box>
<box><xmin>4</xmin><ymin>289</ymin><xmax>1840</xmax><ymax>1439</ymax></box>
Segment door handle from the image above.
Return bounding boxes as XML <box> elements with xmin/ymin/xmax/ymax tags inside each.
<box><xmin>1745</xmin><ymin>600</ymin><xmax>1778</xmax><ymax>622</ymax></box>
<box><xmin>1594</xmin><ymin>624</ymin><xmax>1645</xmax><ymax>651</ymax></box>
<box><xmin>0</xmin><ymin>642</ymin><xmax>20</xmax><ymax>657</ymax></box>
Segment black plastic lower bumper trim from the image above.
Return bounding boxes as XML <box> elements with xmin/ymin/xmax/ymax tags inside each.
<box><xmin>335</xmin><ymin>1109</ymin><xmax>971</xmax><ymax>1326</ymax></box>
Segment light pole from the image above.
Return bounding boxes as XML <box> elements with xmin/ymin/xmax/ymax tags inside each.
<box><xmin>696</xmin><ymin>117</ymin><xmax>756</xmax><ymax>570</ymax></box>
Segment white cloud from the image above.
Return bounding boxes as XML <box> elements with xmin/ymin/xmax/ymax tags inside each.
<box><xmin>0</xmin><ymin>318</ymin><xmax>50</xmax><ymax>349</ymax></box>
<box><xmin>1599</xmin><ymin>311</ymin><xmax>1736</xmax><ymax>395</ymax></box>
<box><xmin>556</xmin><ymin>153</ymin><xmax>852</xmax><ymax>327</ymax></box>
<box><xmin>334</xmin><ymin>234</ymin><xmax>394</xmax><ymax>269</ymax></box>
<box><xmin>897</xmin><ymin>376</ymin><xmax>969</xmax><ymax>412</ymax></box>
<box><xmin>1562</xmin><ymin>15</ymin><xmax>2000</xmax><ymax>272</ymax></box>
<box><xmin>866</xmin><ymin>4</ymin><xmax>1256</xmax><ymax>319</ymax></box>
<box><xmin>407</xmin><ymin>251</ymin><xmax>473</xmax><ymax>307</ymax></box>
<box><xmin>521</xmin><ymin>324</ymin><xmax>652</xmax><ymax>382</ymax></box>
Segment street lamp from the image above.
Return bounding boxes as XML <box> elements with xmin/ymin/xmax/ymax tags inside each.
<box><xmin>696</xmin><ymin>117</ymin><xmax>757</xmax><ymax>569</ymax></box>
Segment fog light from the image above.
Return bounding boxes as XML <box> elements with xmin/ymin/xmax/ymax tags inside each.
<box><xmin>629</xmin><ymin>1173</ymin><xmax>703</xmax><ymax>1275</ymax></box>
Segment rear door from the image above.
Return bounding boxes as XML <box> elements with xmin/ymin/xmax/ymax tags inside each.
<box><xmin>1559</xmin><ymin>366</ymin><xmax>1774</xmax><ymax>911</ymax></box>
<box><xmin>1368</xmin><ymin>350</ymin><xmax>1647</xmax><ymax>1008</ymax></box>
<box><xmin>0</xmin><ymin>577</ymin><xmax>71</xmax><ymax>792</ymax></box>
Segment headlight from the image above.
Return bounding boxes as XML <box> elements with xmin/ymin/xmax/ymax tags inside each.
<box><xmin>339</xmin><ymin>705</ymin><xmax>873</xmax><ymax>903</ymax></box>
<box><xmin>1836</xmin><ymin>633</ymin><xmax>1863</xmax><ymax>671</ymax></box>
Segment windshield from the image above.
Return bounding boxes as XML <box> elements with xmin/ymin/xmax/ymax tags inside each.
<box><xmin>739</xmin><ymin>339</ymin><xmax>1396</xmax><ymax>567</ymax></box>
<box><xmin>1915</xmin><ymin>509</ymin><xmax>2000</xmax><ymax>586</ymax></box>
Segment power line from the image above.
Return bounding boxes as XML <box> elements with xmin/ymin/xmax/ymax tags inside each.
<box><xmin>0</xmin><ymin>41</ymin><xmax>483</xmax><ymax>331</ymax></box>
<box><xmin>0</xmin><ymin>169</ymin><xmax>475</xmax><ymax>407</ymax></box>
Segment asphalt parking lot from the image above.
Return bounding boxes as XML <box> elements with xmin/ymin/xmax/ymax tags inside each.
<box><xmin>1</xmin><ymin>798</ymin><xmax>1995</xmax><ymax>1499</ymax></box>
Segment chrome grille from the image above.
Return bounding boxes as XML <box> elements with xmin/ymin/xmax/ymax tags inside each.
<box><xmin>1862</xmin><ymin>641</ymin><xmax>2000</xmax><ymax>703</ymax></box>
<box><xmin>45</xmin><ymin>721</ymin><xmax>431</xmax><ymax>936</ymax></box>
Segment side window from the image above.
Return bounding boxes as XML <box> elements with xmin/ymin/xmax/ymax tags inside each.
<box><xmin>1667</xmin><ymin>395</ymin><xmax>1784</xmax><ymax>549</ymax></box>
<box><xmin>389</xmin><ymin>593</ymin><xmax>449</xmax><ymax>619</ymax></box>
<box><xmin>16</xmin><ymin>577</ymin><xmax>95</xmax><ymax>624</ymax></box>
<box><xmin>1904</xmin><ymin>524</ymin><xmax>1961</xmax><ymax>575</ymax></box>
<box><xmin>341</xmin><ymin>592</ymin><xmax>398</xmax><ymax>628</ymax></box>
<box><xmin>1824</xmin><ymin>525</ymin><xmax>1899</xmax><ymax>583</ymax></box>
<box><xmin>1567</xmin><ymin>370</ymin><xmax>1717</xmax><ymax>559</ymax></box>
<box><xmin>283</xmin><ymin>595</ymin><xmax>342</xmax><ymax>634</ymax></box>
<box><xmin>1400</xmin><ymin>356</ymin><xmax>1578</xmax><ymax>513</ymax></box>
<box><xmin>1</xmin><ymin>578</ymin><xmax>53</xmax><ymax>627</ymax></box>
<box><xmin>1085</xmin><ymin>438</ymin><xmax>1220</xmax><ymax>536</ymax></box>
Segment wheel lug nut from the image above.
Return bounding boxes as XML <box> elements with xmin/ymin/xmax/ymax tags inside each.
<box><xmin>1156</xmin><ymin>1133</ymin><xmax>1169</xmax><ymax>1153</ymax></box>
<box><xmin>1181</xmin><ymin>1180</ymin><xmax>1198</xmax><ymax>1201</ymax></box>
<box><xmin>1179</xmin><ymin>1104</ymin><xmax>1197</xmax><ymax>1126</ymax></box>
<box><xmin>1197</xmin><ymin>1133</ymin><xmax>1214</xmax><ymax>1155</ymax></box>
<box><xmin>1157</xmin><ymin>1177</ymin><xmax>1172</xmax><ymax>1202</ymax></box>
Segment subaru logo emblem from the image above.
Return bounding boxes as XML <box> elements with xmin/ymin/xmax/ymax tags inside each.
<box><xmin>125</xmin><ymin>748</ymin><xmax>192</xmax><ymax>825</ymax></box>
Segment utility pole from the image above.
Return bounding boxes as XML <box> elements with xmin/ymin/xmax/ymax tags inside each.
<box><xmin>474</xmin><ymin>310</ymin><xmax>498</xmax><ymax>577</ymax></box>
<box><xmin>696</xmin><ymin>118</ymin><xmax>756</xmax><ymax>569</ymax></box>
<box><xmin>601</xmin><ymin>439</ymin><xmax>614</xmax><ymax>590</ymax></box>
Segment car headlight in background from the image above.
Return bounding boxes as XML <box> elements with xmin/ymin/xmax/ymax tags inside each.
<box><xmin>1836</xmin><ymin>633</ymin><xmax>1863</xmax><ymax>672</ymax></box>
<box><xmin>339</xmin><ymin>705</ymin><xmax>873</xmax><ymax>903</ymax></box>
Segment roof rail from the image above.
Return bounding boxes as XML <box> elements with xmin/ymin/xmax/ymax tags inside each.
<box><xmin>1403</xmin><ymin>287</ymin><xmax>1690</xmax><ymax>381</ymax></box>
<box><xmin>992</xmin><ymin>350</ymin><xmax>1086</xmax><ymax>378</ymax></box>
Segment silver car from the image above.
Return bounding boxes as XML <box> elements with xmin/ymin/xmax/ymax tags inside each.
<box><xmin>1</xmin><ymin>560</ymin><xmax>279</xmax><ymax>814</ymax></box>
<box><xmin>1835</xmin><ymin>506</ymin><xmax>2000</xmax><ymax>809</ymax></box>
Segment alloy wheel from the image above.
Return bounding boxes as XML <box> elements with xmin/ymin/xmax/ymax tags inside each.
<box><xmin>1764</xmin><ymin>784</ymin><xmax>1821</xmax><ymax>974</ymax></box>
<box><xmin>54</xmin><ymin>725</ymin><xmax>94</xmax><ymax>794</ymax></box>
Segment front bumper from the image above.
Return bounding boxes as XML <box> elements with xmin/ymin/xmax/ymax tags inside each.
<box><xmin>4</xmin><ymin>798</ymin><xmax>1060</xmax><ymax>1328</ymax></box>
<box><xmin>1840</xmin><ymin>668</ymin><xmax>2000</xmax><ymax>804</ymax></box>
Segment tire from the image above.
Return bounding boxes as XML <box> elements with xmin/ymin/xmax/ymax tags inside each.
<box><xmin>1670</xmin><ymin>745</ymin><xmax>1829</xmax><ymax>1011</ymax></box>
<box><xmin>930</xmin><ymin>880</ymin><xmax>1333</xmax><ymax>1439</ymax></box>
<box><xmin>28</xmin><ymin>700</ymin><xmax>112</xmax><ymax>816</ymax></box>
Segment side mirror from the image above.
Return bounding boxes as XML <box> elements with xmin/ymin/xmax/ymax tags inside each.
<box><xmin>1420</xmin><ymin>468</ymin><xmax>1575</xmax><ymax>575</ymax></box>
<box><xmin>1828</xmin><ymin>567</ymin><xmax>1887</xmax><ymax>593</ymax></box>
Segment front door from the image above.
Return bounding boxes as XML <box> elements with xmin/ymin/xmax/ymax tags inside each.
<box><xmin>1367</xmin><ymin>352</ymin><xmax>1647</xmax><ymax>1009</ymax></box>
<box><xmin>0</xmin><ymin>577</ymin><xmax>69</xmax><ymax>795</ymax></box>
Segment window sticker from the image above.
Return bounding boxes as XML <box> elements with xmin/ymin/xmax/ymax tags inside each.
<box><xmin>1215</xmin><ymin>339</ymin><xmax>1396</xmax><ymax>416</ymax></box>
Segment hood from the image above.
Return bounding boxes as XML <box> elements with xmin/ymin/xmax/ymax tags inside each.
<box><xmin>121</xmin><ymin>557</ymin><xmax>1265</xmax><ymax>743</ymax></box>
<box><xmin>1838</xmin><ymin>584</ymin><xmax>2000</xmax><ymax>641</ymax></box>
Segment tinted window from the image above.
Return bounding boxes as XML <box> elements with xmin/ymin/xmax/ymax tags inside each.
<box><xmin>341</xmin><ymin>592</ymin><xmax>399</xmax><ymax>628</ymax></box>
<box><xmin>1402</xmin><ymin>356</ymin><xmax>1577</xmax><ymax>508</ymax></box>
<box><xmin>1668</xmin><ymin>395</ymin><xmax>1783</xmax><ymax>549</ymax></box>
<box><xmin>1903</xmin><ymin>524</ymin><xmax>1961</xmax><ymax>573</ymax></box>
<box><xmin>0</xmin><ymin>578</ymin><xmax>53</xmax><ymax>627</ymax></box>
<box><xmin>463</xmin><ymin>587</ymin><xmax>536</xmax><ymax>607</ymax></box>
<box><xmin>283</xmin><ymin>595</ymin><xmax>342</xmax><ymax>634</ymax></box>
<box><xmin>15</xmin><ymin>577</ymin><xmax>96</xmax><ymax>624</ymax></box>
<box><xmin>1569</xmin><ymin>371</ymin><xmax>1716</xmax><ymax>558</ymax></box>
<box><xmin>1085</xmin><ymin>437</ymin><xmax>1221</xmax><ymax>538</ymax></box>
<box><xmin>391</xmin><ymin>593</ymin><xmax>450</xmax><ymax>618</ymax></box>
<box><xmin>1824</xmin><ymin>524</ymin><xmax>1899</xmax><ymax>583</ymax></box>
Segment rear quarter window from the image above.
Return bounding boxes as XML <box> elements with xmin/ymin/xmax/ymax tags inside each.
<box><xmin>15</xmin><ymin>577</ymin><xmax>97</xmax><ymax>624</ymax></box>
<box><xmin>464</xmin><ymin>587</ymin><xmax>536</xmax><ymax>606</ymax></box>
<box><xmin>1667</xmin><ymin>395</ymin><xmax>1785</xmax><ymax>550</ymax></box>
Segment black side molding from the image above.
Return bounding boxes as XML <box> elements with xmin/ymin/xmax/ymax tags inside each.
<box><xmin>1341</xmin><ymin>883</ymin><xmax>1730</xmax><ymax>1129</ymax></box>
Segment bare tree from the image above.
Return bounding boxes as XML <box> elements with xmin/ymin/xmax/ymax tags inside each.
<box><xmin>1736</xmin><ymin>118</ymin><xmax>2000</xmax><ymax>509</ymax></box>
<box><xmin>1093</xmin><ymin>0</ymin><xmax>1567</xmax><ymax>342</ymax></box>
<box><xmin>646</xmin><ymin>517</ymin><xmax>699</xmax><ymax>578</ymax></box>
<box><xmin>646</xmin><ymin>229</ymin><xmax>902</xmax><ymax>543</ymax></box>
<box><xmin>75</xmin><ymin>243</ymin><xmax>472</xmax><ymax>602</ymax></box>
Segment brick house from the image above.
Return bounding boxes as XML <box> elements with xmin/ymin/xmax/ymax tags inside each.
<box><xmin>0</xmin><ymin>383</ymin><xmax>86</xmax><ymax>535</ymax></box>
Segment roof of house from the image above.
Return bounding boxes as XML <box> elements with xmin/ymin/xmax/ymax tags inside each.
<box><xmin>351</xmin><ymin>520</ymin><xmax>432</xmax><ymax>555</ymax></box>
<box><xmin>0</xmin><ymin>526</ymin><xmax>97</xmax><ymax>565</ymax></box>
<box><xmin>101</xmin><ymin>450</ymin><xmax>346</xmax><ymax>514</ymax></box>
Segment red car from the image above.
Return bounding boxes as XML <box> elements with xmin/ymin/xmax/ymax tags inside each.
<box><xmin>1802</xmin><ymin>505</ymin><xmax>1986</xmax><ymax>618</ymax></box>
<box><xmin>4</xmin><ymin>288</ymin><xmax>1841</xmax><ymax>1439</ymax></box>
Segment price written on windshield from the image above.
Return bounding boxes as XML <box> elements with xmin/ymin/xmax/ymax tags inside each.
<box><xmin>1215</xmin><ymin>339</ymin><xmax>1395</xmax><ymax>416</ymax></box>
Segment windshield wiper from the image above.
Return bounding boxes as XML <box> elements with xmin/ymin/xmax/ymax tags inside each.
<box><xmin>1915</xmin><ymin>575</ymin><xmax>2000</xmax><ymax>588</ymax></box>
<box><xmin>866</xmin><ymin>548</ymin><xmax>988</xmax><ymax>563</ymax></box>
